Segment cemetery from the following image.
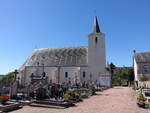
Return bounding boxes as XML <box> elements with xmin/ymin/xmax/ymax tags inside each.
<box><xmin>0</xmin><ymin>69</ymin><xmax>109</xmax><ymax>112</ymax></box>
<box><xmin>135</xmin><ymin>87</ymin><xmax>150</xmax><ymax>109</ymax></box>
<box><xmin>1</xmin><ymin>1</ymin><xmax>149</xmax><ymax>112</ymax></box>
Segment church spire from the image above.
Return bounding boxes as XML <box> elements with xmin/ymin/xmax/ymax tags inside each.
<box><xmin>93</xmin><ymin>16</ymin><xmax>100</xmax><ymax>33</ymax></box>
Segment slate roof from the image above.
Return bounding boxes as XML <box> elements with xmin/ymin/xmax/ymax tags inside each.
<box><xmin>20</xmin><ymin>46</ymin><xmax>88</xmax><ymax>70</ymax></box>
<box><xmin>134</xmin><ymin>52</ymin><xmax>150</xmax><ymax>62</ymax></box>
<box><xmin>93</xmin><ymin>16</ymin><xmax>101</xmax><ymax>33</ymax></box>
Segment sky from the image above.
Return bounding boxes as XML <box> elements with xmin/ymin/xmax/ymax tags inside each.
<box><xmin>0</xmin><ymin>0</ymin><xmax>150</xmax><ymax>74</ymax></box>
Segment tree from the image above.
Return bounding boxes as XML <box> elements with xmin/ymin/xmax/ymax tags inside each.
<box><xmin>112</xmin><ymin>67</ymin><xmax>134</xmax><ymax>86</ymax></box>
<box><xmin>110</xmin><ymin>62</ymin><xmax>116</xmax><ymax>75</ymax></box>
<box><xmin>5</xmin><ymin>72</ymin><xmax>14</xmax><ymax>83</ymax></box>
<box><xmin>109</xmin><ymin>62</ymin><xmax>116</xmax><ymax>87</ymax></box>
<box><xmin>127</xmin><ymin>68</ymin><xmax>134</xmax><ymax>86</ymax></box>
<box><xmin>112</xmin><ymin>68</ymin><xmax>122</xmax><ymax>86</ymax></box>
<box><xmin>0</xmin><ymin>72</ymin><xmax>14</xmax><ymax>86</ymax></box>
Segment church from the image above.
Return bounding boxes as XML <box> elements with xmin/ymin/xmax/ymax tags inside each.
<box><xmin>18</xmin><ymin>17</ymin><xmax>111</xmax><ymax>87</ymax></box>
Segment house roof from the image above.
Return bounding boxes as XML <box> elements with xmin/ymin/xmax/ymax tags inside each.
<box><xmin>20</xmin><ymin>46</ymin><xmax>88</xmax><ymax>70</ymax></box>
<box><xmin>134</xmin><ymin>52</ymin><xmax>150</xmax><ymax>62</ymax></box>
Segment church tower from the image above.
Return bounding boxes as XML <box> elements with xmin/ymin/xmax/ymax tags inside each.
<box><xmin>88</xmin><ymin>16</ymin><xmax>106</xmax><ymax>82</ymax></box>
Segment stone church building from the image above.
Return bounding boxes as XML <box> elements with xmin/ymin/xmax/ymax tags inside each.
<box><xmin>18</xmin><ymin>17</ymin><xmax>111</xmax><ymax>87</ymax></box>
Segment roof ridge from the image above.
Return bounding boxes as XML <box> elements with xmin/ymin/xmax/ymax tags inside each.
<box><xmin>135</xmin><ymin>52</ymin><xmax>150</xmax><ymax>54</ymax></box>
<box><xmin>35</xmin><ymin>46</ymin><xmax>87</xmax><ymax>51</ymax></box>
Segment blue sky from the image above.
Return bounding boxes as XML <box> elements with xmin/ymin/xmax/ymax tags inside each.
<box><xmin>0</xmin><ymin>0</ymin><xmax>150</xmax><ymax>74</ymax></box>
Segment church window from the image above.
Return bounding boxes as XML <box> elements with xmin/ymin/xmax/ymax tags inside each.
<box><xmin>95</xmin><ymin>37</ymin><xmax>98</xmax><ymax>44</ymax></box>
<box><xmin>65</xmin><ymin>72</ymin><xmax>68</xmax><ymax>78</ymax></box>
<box><xmin>83</xmin><ymin>72</ymin><xmax>86</xmax><ymax>78</ymax></box>
<box><xmin>90</xmin><ymin>74</ymin><xmax>92</xmax><ymax>78</ymax></box>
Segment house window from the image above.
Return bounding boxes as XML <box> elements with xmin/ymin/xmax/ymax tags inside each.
<box><xmin>143</xmin><ymin>65</ymin><xmax>149</xmax><ymax>72</ymax></box>
<box><xmin>65</xmin><ymin>72</ymin><xmax>68</xmax><ymax>78</ymax></box>
<box><xmin>83</xmin><ymin>72</ymin><xmax>86</xmax><ymax>78</ymax></box>
<box><xmin>95</xmin><ymin>37</ymin><xmax>98</xmax><ymax>44</ymax></box>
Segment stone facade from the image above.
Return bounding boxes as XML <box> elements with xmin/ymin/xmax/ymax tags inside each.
<box><xmin>134</xmin><ymin>52</ymin><xmax>150</xmax><ymax>87</ymax></box>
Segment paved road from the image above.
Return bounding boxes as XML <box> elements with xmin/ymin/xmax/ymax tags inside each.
<box><xmin>10</xmin><ymin>87</ymin><xmax>148</xmax><ymax>113</ymax></box>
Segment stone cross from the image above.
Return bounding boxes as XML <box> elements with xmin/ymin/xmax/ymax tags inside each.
<box><xmin>13</xmin><ymin>69</ymin><xmax>19</xmax><ymax>81</ymax></box>
<box><xmin>10</xmin><ymin>69</ymin><xmax>19</xmax><ymax>98</ymax></box>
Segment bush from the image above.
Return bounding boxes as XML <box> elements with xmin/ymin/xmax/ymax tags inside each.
<box><xmin>75</xmin><ymin>93</ymin><xmax>80</xmax><ymax>99</ymax></box>
<box><xmin>137</xmin><ymin>96</ymin><xmax>146</xmax><ymax>101</ymax></box>
<box><xmin>64</xmin><ymin>93</ymin><xmax>71</xmax><ymax>102</ymax></box>
<box><xmin>137</xmin><ymin>93</ymin><xmax>147</xmax><ymax>108</ymax></box>
<box><xmin>139</xmin><ymin>76</ymin><xmax>146</xmax><ymax>81</ymax></box>
<box><xmin>137</xmin><ymin>93</ymin><xmax>146</xmax><ymax>101</ymax></box>
<box><xmin>63</xmin><ymin>91</ymin><xmax>81</xmax><ymax>102</ymax></box>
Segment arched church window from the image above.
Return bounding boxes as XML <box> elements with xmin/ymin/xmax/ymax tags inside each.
<box><xmin>65</xmin><ymin>72</ymin><xmax>68</xmax><ymax>78</ymax></box>
<box><xmin>90</xmin><ymin>74</ymin><xmax>92</xmax><ymax>78</ymax></box>
<box><xmin>83</xmin><ymin>72</ymin><xmax>86</xmax><ymax>78</ymax></box>
<box><xmin>95</xmin><ymin>37</ymin><xmax>98</xmax><ymax>44</ymax></box>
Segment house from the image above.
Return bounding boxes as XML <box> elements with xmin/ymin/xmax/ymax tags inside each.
<box><xmin>133</xmin><ymin>52</ymin><xmax>150</xmax><ymax>88</ymax></box>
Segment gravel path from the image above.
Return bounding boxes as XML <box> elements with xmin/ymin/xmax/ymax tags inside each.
<box><xmin>10</xmin><ymin>87</ymin><xmax>148</xmax><ymax>113</ymax></box>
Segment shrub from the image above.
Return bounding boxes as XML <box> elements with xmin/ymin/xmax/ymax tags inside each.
<box><xmin>75</xmin><ymin>93</ymin><xmax>80</xmax><ymax>99</ymax></box>
<box><xmin>63</xmin><ymin>91</ymin><xmax>81</xmax><ymax>102</ymax></box>
<box><xmin>137</xmin><ymin>93</ymin><xmax>146</xmax><ymax>101</ymax></box>
<box><xmin>137</xmin><ymin>96</ymin><xmax>147</xmax><ymax>101</ymax></box>
<box><xmin>137</xmin><ymin>93</ymin><xmax>147</xmax><ymax>108</ymax></box>
<box><xmin>139</xmin><ymin>76</ymin><xmax>146</xmax><ymax>81</ymax></box>
<box><xmin>64</xmin><ymin>93</ymin><xmax>71</xmax><ymax>102</ymax></box>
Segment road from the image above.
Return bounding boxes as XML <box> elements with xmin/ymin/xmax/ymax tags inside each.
<box><xmin>10</xmin><ymin>87</ymin><xmax>148</xmax><ymax>113</ymax></box>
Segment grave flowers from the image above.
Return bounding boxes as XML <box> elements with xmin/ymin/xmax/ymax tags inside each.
<box><xmin>0</xmin><ymin>95</ymin><xmax>9</xmax><ymax>105</ymax></box>
<box><xmin>63</xmin><ymin>91</ymin><xmax>82</xmax><ymax>102</ymax></box>
<box><xmin>64</xmin><ymin>93</ymin><xmax>71</xmax><ymax>102</ymax></box>
<box><xmin>137</xmin><ymin>93</ymin><xmax>147</xmax><ymax>108</ymax></box>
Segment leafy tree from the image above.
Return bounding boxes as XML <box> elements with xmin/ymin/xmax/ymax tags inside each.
<box><xmin>112</xmin><ymin>68</ymin><xmax>122</xmax><ymax>86</ymax></box>
<box><xmin>109</xmin><ymin>62</ymin><xmax>116</xmax><ymax>87</ymax></box>
<box><xmin>0</xmin><ymin>72</ymin><xmax>14</xmax><ymax>86</ymax></box>
<box><xmin>110</xmin><ymin>62</ymin><xmax>116</xmax><ymax>75</ymax></box>
<box><xmin>112</xmin><ymin>67</ymin><xmax>134</xmax><ymax>86</ymax></box>
<box><xmin>5</xmin><ymin>72</ymin><xmax>14</xmax><ymax>83</ymax></box>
